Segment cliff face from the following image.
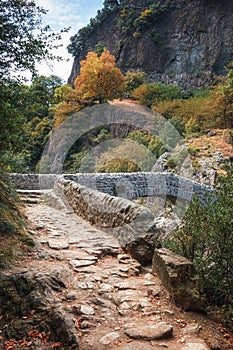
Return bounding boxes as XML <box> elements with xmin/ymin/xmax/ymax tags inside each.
<box><xmin>68</xmin><ymin>0</ymin><xmax>233</xmax><ymax>89</ymax></box>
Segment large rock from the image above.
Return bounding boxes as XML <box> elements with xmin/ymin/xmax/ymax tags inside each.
<box><xmin>122</xmin><ymin>231</ymin><xmax>161</xmax><ymax>263</ymax></box>
<box><xmin>125</xmin><ymin>321</ymin><xmax>173</xmax><ymax>340</ymax></box>
<box><xmin>0</xmin><ymin>267</ymin><xmax>79</xmax><ymax>349</ymax></box>
<box><xmin>152</xmin><ymin>248</ymin><xmax>205</xmax><ymax>311</ymax></box>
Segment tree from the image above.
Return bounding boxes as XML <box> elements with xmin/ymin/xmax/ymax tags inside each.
<box><xmin>53</xmin><ymin>85</ymin><xmax>82</xmax><ymax>129</ymax></box>
<box><xmin>103</xmin><ymin>0</ymin><xmax>119</xmax><ymax>10</ymax></box>
<box><xmin>0</xmin><ymin>0</ymin><xmax>66</xmax><ymax>81</ymax></box>
<box><xmin>165</xmin><ymin>167</ymin><xmax>233</xmax><ymax>330</ymax></box>
<box><xmin>0</xmin><ymin>0</ymin><xmax>65</xmax><ymax>165</ymax></box>
<box><xmin>213</xmin><ymin>66</ymin><xmax>233</xmax><ymax>128</ymax></box>
<box><xmin>132</xmin><ymin>82</ymin><xmax>182</xmax><ymax>107</ymax></box>
<box><xmin>124</xmin><ymin>71</ymin><xmax>146</xmax><ymax>93</ymax></box>
<box><xmin>74</xmin><ymin>49</ymin><xmax>125</xmax><ymax>104</ymax></box>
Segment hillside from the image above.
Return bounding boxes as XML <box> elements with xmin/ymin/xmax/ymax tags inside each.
<box><xmin>68</xmin><ymin>0</ymin><xmax>233</xmax><ymax>89</ymax></box>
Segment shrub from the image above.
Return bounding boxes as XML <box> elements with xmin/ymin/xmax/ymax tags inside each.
<box><xmin>98</xmin><ymin>158</ymin><xmax>140</xmax><ymax>173</ymax></box>
<box><xmin>132</xmin><ymin>83</ymin><xmax>182</xmax><ymax>107</ymax></box>
<box><xmin>164</xmin><ymin>167</ymin><xmax>233</xmax><ymax>329</ymax></box>
<box><xmin>188</xmin><ymin>146</ymin><xmax>200</xmax><ymax>157</ymax></box>
<box><xmin>124</xmin><ymin>71</ymin><xmax>146</xmax><ymax>93</ymax></box>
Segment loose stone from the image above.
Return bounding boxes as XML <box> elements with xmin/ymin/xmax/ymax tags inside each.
<box><xmin>48</xmin><ymin>239</ymin><xmax>69</xmax><ymax>250</ymax></box>
<box><xmin>125</xmin><ymin>322</ymin><xmax>173</xmax><ymax>340</ymax></box>
<box><xmin>80</xmin><ymin>305</ymin><xmax>95</xmax><ymax>315</ymax></box>
<box><xmin>69</xmin><ymin>259</ymin><xmax>96</xmax><ymax>269</ymax></box>
<box><xmin>114</xmin><ymin>281</ymin><xmax>138</xmax><ymax>290</ymax></box>
<box><xmin>99</xmin><ymin>331</ymin><xmax>120</xmax><ymax>345</ymax></box>
<box><xmin>98</xmin><ymin>283</ymin><xmax>115</xmax><ymax>294</ymax></box>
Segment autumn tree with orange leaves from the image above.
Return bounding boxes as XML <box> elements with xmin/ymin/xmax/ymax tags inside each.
<box><xmin>74</xmin><ymin>49</ymin><xmax>125</xmax><ymax>104</ymax></box>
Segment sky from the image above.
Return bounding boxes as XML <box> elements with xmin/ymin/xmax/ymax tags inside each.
<box><xmin>32</xmin><ymin>0</ymin><xmax>104</xmax><ymax>83</ymax></box>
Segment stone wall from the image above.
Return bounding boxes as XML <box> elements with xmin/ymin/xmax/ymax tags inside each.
<box><xmin>54</xmin><ymin>176</ymin><xmax>155</xmax><ymax>231</ymax></box>
<box><xmin>10</xmin><ymin>173</ymin><xmax>58</xmax><ymax>190</ymax></box>
<box><xmin>10</xmin><ymin>172</ymin><xmax>213</xmax><ymax>201</ymax></box>
<box><xmin>64</xmin><ymin>172</ymin><xmax>213</xmax><ymax>202</ymax></box>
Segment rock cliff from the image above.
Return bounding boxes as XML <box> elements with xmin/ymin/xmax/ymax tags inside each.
<box><xmin>68</xmin><ymin>0</ymin><xmax>233</xmax><ymax>89</ymax></box>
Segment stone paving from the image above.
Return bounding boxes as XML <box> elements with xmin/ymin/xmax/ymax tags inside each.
<box><xmin>15</xmin><ymin>194</ymin><xmax>230</xmax><ymax>350</ymax></box>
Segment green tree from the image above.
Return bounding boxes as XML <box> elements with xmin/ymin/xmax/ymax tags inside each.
<box><xmin>124</xmin><ymin>71</ymin><xmax>146</xmax><ymax>93</ymax></box>
<box><xmin>213</xmin><ymin>66</ymin><xmax>233</xmax><ymax>128</ymax></box>
<box><xmin>132</xmin><ymin>83</ymin><xmax>182</xmax><ymax>107</ymax></box>
<box><xmin>0</xmin><ymin>0</ymin><xmax>65</xmax><ymax>166</ymax></box>
<box><xmin>0</xmin><ymin>0</ymin><xmax>66</xmax><ymax>81</ymax></box>
<box><xmin>165</xmin><ymin>167</ymin><xmax>233</xmax><ymax>329</ymax></box>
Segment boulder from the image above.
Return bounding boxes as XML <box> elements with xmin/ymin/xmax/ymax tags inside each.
<box><xmin>152</xmin><ymin>248</ymin><xmax>205</xmax><ymax>311</ymax></box>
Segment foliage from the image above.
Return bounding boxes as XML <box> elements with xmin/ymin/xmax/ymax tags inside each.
<box><xmin>124</xmin><ymin>71</ymin><xmax>146</xmax><ymax>93</ymax></box>
<box><xmin>0</xmin><ymin>172</ymin><xmax>24</xmax><ymax>237</ymax></box>
<box><xmin>132</xmin><ymin>83</ymin><xmax>182</xmax><ymax>107</ymax></box>
<box><xmin>0</xmin><ymin>0</ymin><xmax>67</xmax><ymax>81</ymax></box>
<box><xmin>128</xmin><ymin>130</ymin><xmax>166</xmax><ymax>158</ymax></box>
<box><xmin>74</xmin><ymin>49</ymin><xmax>125</xmax><ymax>104</ymax></box>
<box><xmin>52</xmin><ymin>84</ymin><xmax>82</xmax><ymax>129</ymax></box>
<box><xmin>95</xmin><ymin>43</ymin><xmax>105</xmax><ymax>56</ymax></box>
<box><xmin>95</xmin><ymin>136</ymin><xmax>161</xmax><ymax>173</ymax></box>
<box><xmin>0</xmin><ymin>171</ymin><xmax>34</xmax><ymax>268</ymax></box>
<box><xmin>133</xmin><ymin>2</ymin><xmax>169</xmax><ymax>34</ymax></box>
<box><xmin>0</xmin><ymin>80</ymin><xmax>28</xmax><ymax>157</ymax></box>
<box><xmin>0</xmin><ymin>152</ymin><xmax>31</xmax><ymax>173</ymax></box>
<box><xmin>164</xmin><ymin>167</ymin><xmax>233</xmax><ymax>329</ymax></box>
<box><xmin>212</xmin><ymin>66</ymin><xmax>233</xmax><ymax>128</ymax></box>
<box><xmin>64</xmin><ymin>151</ymin><xmax>88</xmax><ymax>173</ymax></box>
<box><xmin>98</xmin><ymin>158</ymin><xmax>140</xmax><ymax>173</ymax></box>
<box><xmin>0</xmin><ymin>76</ymin><xmax>62</xmax><ymax>171</ymax></box>
<box><xmin>153</xmin><ymin>95</ymin><xmax>214</xmax><ymax>135</ymax></box>
<box><xmin>0</xmin><ymin>0</ymin><xmax>65</xmax><ymax>170</ymax></box>
<box><xmin>152</xmin><ymin>66</ymin><xmax>233</xmax><ymax>135</ymax></box>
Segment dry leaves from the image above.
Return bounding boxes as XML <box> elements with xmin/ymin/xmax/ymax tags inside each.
<box><xmin>3</xmin><ymin>328</ymin><xmax>61</xmax><ymax>350</ymax></box>
<box><xmin>218</xmin><ymin>324</ymin><xmax>233</xmax><ymax>344</ymax></box>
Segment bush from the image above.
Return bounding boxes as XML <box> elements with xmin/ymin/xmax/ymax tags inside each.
<box><xmin>132</xmin><ymin>83</ymin><xmax>182</xmax><ymax>107</ymax></box>
<box><xmin>164</xmin><ymin>167</ymin><xmax>233</xmax><ymax>329</ymax></box>
<box><xmin>98</xmin><ymin>158</ymin><xmax>140</xmax><ymax>173</ymax></box>
<box><xmin>124</xmin><ymin>71</ymin><xmax>146</xmax><ymax>93</ymax></box>
<box><xmin>1</xmin><ymin>151</ymin><xmax>31</xmax><ymax>173</ymax></box>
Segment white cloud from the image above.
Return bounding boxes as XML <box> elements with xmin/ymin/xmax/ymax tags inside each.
<box><xmin>29</xmin><ymin>0</ymin><xmax>104</xmax><ymax>83</ymax></box>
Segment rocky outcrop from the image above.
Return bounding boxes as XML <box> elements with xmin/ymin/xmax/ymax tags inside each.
<box><xmin>68</xmin><ymin>0</ymin><xmax>233</xmax><ymax>89</ymax></box>
<box><xmin>0</xmin><ymin>267</ymin><xmax>80</xmax><ymax>349</ymax></box>
<box><xmin>152</xmin><ymin>248</ymin><xmax>205</xmax><ymax>311</ymax></box>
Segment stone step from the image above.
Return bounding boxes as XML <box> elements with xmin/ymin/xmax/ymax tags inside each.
<box><xmin>17</xmin><ymin>189</ymin><xmax>52</xmax><ymax>196</ymax></box>
<box><xmin>19</xmin><ymin>197</ymin><xmax>41</xmax><ymax>204</ymax></box>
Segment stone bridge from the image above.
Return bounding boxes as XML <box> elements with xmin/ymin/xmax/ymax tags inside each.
<box><xmin>10</xmin><ymin>172</ymin><xmax>214</xmax><ymax>259</ymax></box>
<box><xmin>10</xmin><ymin>172</ymin><xmax>213</xmax><ymax>202</ymax></box>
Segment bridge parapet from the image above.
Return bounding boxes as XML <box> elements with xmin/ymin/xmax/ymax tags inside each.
<box><xmin>10</xmin><ymin>172</ymin><xmax>213</xmax><ymax>202</ymax></box>
<box><xmin>64</xmin><ymin>172</ymin><xmax>213</xmax><ymax>202</ymax></box>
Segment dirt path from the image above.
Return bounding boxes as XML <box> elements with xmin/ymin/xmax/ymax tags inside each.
<box><xmin>1</xmin><ymin>193</ymin><xmax>232</xmax><ymax>350</ymax></box>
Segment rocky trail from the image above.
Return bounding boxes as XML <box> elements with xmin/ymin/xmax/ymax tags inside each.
<box><xmin>0</xmin><ymin>190</ymin><xmax>232</xmax><ymax>350</ymax></box>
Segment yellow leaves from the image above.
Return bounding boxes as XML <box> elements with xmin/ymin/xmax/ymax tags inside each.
<box><xmin>95</xmin><ymin>139</ymin><xmax>150</xmax><ymax>172</ymax></box>
<box><xmin>53</xmin><ymin>49</ymin><xmax>124</xmax><ymax>128</ymax></box>
<box><xmin>140</xmin><ymin>9</ymin><xmax>152</xmax><ymax>19</ymax></box>
<box><xmin>74</xmin><ymin>49</ymin><xmax>125</xmax><ymax>104</ymax></box>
